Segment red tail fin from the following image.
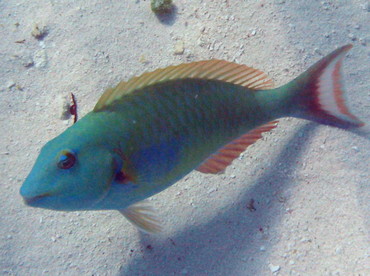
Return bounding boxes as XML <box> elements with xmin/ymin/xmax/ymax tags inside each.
<box><xmin>291</xmin><ymin>44</ymin><xmax>364</xmax><ymax>128</ymax></box>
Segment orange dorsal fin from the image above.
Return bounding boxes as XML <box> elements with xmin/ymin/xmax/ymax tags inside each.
<box><xmin>94</xmin><ymin>60</ymin><xmax>274</xmax><ymax>111</ymax></box>
<box><xmin>196</xmin><ymin>121</ymin><xmax>278</xmax><ymax>174</ymax></box>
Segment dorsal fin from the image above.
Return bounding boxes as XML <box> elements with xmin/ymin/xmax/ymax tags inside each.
<box><xmin>94</xmin><ymin>60</ymin><xmax>274</xmax><ymax>111</ymax></box>
<box><xmin>197</xmin><ymin>121</ymin><xmax>278</xmax><ymax>174</ymax></box>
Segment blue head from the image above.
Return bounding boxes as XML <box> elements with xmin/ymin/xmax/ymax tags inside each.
<box><xmin>20</xmin><ymin>115</ymin><xmax>121</xmax><ymax>211</ymax></box>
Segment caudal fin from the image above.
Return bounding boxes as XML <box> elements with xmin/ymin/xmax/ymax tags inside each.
<box><xmin>289</xmin><ymin>44</ymin><xmax>364</xmax><ymax>128</ymax></box>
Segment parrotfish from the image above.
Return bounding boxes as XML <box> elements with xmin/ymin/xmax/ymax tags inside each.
<box><xmin>20</xmin><ymin>45</ymin><xmax>364</xmax><ymax>233</ymax></box>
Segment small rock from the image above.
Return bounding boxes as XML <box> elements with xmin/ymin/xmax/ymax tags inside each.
<box><xmin>268</xmin><ymin>264</ymin><xmax>280</xmax><ymax>273</ymax></box>
<box><xmin>22</xmin><ymin>56</ymin><xmax>34</xmax><ymax>68</ymax></box>
<box><xmin>39</xmin><ymin>40</ymin><xmax>46</xmax><ymax>49</ymax></box>
<box><xmin>247</xmin><ymin>199</ymin><xmax>256</xmax><ymax>212</ymax></box>
<box><xmin>363</xmin><ymin>2</ymin><xmax>370</xmax><ymax>12</ymax></box>
<box><xmin>321</xmin><ymin>1</ymin><xmax>330</xmax><ymax>10</ymax></box>
<box><xmin>207</xmin><ymin>188</ymin><xmax>217</xmax><ymax>194</ymax></box>
<box><xmin>348</xmin><ymin>33</ymin><xmax>356</xmax><ymax>41</ymax></box>
<box><xmin>359</xmin><ymin>37</ymin><xmax>368</xmax><ymax>45</ymax></box>
<box><xmin>33</xmin><ymin>49</ymin><xmax>48</xmax><ymax>68</ymax></box>
<box><xmin>335</xmin><ymin>246</ymin><xmax>343</xmax><ymax>254</ymax></box>
<box><xmin>6</xmin><ymin>80</ymin><xmax>15</xmax><ymax>89</ymax></box>
<box><xmin>260</xmin><ymin>245</ymin><xmax>266</xmax><ymax>251</ymax></box>
<box><xmin>314</xmin><ymin>48</ymin><xmax>323</xmax><ymax>55</ymax></box>
<box><xmin>31</xmin><ymin>23</ymin><xmax>48</xmax><ymax>40</ymax></box>
<box><xmin>151</xmin><ymin>0</ymin><xmax>173</xmax><ymax>14</ymax></box>
<box><xmin>174</xmin><ymin>40</ymin><xmax>185</xmax><ymax>55</ymax></box>
<box><xmin>15</xmin><ymin>84</ymin><xmax>23</xmax><ymax>91</ymax></box>
<box><xmin>139</xmin><ymin>55</ymin><xmax>148</xmax><ymax>64</ymax></box>
<box><xmin>300</xmin><ymin>237</ymin><xmax>311</xmax><ymax>243</ymax></box>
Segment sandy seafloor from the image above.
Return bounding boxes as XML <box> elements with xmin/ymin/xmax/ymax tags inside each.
<box><xmin>0</xmin><ymin>0</ymin><xmax>369</xmax><ymax>275</ymax></box>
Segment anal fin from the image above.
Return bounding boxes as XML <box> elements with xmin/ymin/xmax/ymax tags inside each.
<box><xmin>197</xmin><ymin>121</ymin><xmax>278</xmax><ymax>174</ymax></box>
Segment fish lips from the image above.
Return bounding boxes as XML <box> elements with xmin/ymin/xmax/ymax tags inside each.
<box><xmin>22</xmin><ymin>193</ymin><xmax>50</xmax><ymax>206</ymax></box>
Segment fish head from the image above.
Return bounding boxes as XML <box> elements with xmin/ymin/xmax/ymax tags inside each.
<box><xmin>20</xmin><ymin>127</ymin><xmax>118</xmax><ymax>211</ymax></box>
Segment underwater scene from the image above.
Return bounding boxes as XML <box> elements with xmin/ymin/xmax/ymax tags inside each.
<box><xmin>1</xmin><ymin>0</ymin><xmax>369</xmax><ymax>275</ymax></box>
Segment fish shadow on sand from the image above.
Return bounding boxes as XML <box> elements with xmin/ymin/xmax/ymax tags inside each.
<box><xmin>119</xmin><ymin>123</ymin><xmax>318</xmax><ymax>275</ymax></box>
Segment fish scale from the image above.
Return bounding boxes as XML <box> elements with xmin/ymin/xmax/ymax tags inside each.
<box><xmin>137</xmin><ymin>82</ymin><xmax>257</xmax><ymax>161</ymax></box>
<box><xmin>112</xmin><ymin>80</ymin><xmax>252</xmax><ymax>183</ymax></box>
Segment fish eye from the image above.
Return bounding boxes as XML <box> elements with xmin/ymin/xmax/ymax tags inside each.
<box><xmin>57</xmin><ymin>150</ymin><xmax>76</xmax><ymax>169</ymax></box>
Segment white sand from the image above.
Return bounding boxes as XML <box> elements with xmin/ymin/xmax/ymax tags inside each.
<box><xmin>0</xmin><ymin>0</ymin><xmax>369</xmax><ymax>275</ymax></box>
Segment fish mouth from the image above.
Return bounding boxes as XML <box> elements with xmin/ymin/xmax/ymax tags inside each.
<box><xmin>23</xmin><ymin>193</ymin><xmax>50</xmax><ymax>206</ymax></box>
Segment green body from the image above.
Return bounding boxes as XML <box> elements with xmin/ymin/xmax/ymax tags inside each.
<box><xmin>92</xmin><ymin>79</ymin><xmax>291</xmax><ymax>209</ymax></box>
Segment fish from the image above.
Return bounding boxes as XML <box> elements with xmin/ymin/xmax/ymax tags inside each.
<box><xmin>20</xmin><ymin>45</ymin><xmax>364</xmax><ymax>233</ymax></box>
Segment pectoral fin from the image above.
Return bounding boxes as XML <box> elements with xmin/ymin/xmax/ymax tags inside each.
<box><xmin>197</xmin><ymin>121</ymin><xmax>278</xmax><ymax>174</ymax></box>
<box><xmin>119</xmin><ymin>200</ymin><xmax>162</xmax><ymax>234</ymax></box>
